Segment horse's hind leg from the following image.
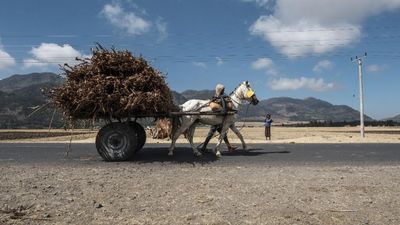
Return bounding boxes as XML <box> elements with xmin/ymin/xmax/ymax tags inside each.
<box><xmin>168</xmin><ymin>119</ymin><xmax>194</xmax><ymax>156</ymax></box>
<box><xmin>230</xmin><ymin>124</ymin><xmax>247</xmax><ymax>151</ymax></box>
<box><xmin>187</xmin><ymin>124</ymin><xmax>202</xmax><ymax>157</ymax></box>
<box><xmin>168</xmin><ymin>125</ymin><xmax>185</xmax><ymax>156</ymax></box>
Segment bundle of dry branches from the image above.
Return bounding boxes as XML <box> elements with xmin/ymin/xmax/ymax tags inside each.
<box><xmin>50</xmin><ymin>45</ymin><xmax>175</xmax><ymax>120</ymax></box>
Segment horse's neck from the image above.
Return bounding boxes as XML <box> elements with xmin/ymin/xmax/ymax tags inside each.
<box><xmin>229</xmin><ymin>90</ymin><xmax>242</xmax><ymax>109</ymax></box>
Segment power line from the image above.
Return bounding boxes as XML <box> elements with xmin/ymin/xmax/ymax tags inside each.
<box><xmin>0</xmin><ymin>24</ymin><xmax>399</xmax><ymax>38</ymax></box>
<box><xmin>2</xmin><ymin>52</ymin><xmax>400</xmax><ymax>64</ymax></box>
<box><xmin>0</xmin><ymin>34</ymin><xmax>400</xmax><ymax>46</ymax></box>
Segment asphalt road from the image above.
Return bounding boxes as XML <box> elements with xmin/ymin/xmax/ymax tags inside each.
<box><xmin>0</xmin><ymin>143</ymin><xmax>399</xmax><ymax>166</ymax></box>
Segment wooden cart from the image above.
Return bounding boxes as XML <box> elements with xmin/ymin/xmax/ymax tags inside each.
<box><xmin>95</xmin><ymin>111</ymin><xmax>236</xmax><ymax>161</ymax></box>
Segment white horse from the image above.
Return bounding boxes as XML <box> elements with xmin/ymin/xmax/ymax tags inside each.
<box><xmin>169</xmin><ymin>81</ymin><xmax>259</xmax><ymax>157</ymax></box>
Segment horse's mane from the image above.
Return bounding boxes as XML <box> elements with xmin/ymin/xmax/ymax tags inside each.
<box><xmin>229</xmin><ymin>83</ymin><xmax>242</xmax><ymax>96</ymax></box>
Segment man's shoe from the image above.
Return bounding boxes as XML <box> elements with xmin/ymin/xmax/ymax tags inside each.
<box><xmin>228</xmin><ymin>146</ymin><xmax>238</xmax><ymax>152</ymax></box>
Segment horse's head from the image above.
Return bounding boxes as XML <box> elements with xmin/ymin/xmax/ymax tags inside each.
<box><xmin>233</xmin><ymin>81</ymin><xmax>259</xmax><ymax>105</ymax></box>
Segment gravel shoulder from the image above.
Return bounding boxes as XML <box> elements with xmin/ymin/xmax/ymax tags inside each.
<box><xmin>1</xmin><ymin>162</ymin><xmax>400</xmax><ymax>225</ymax></box>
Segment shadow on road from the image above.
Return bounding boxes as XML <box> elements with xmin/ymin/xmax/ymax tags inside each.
<box><xmin>133</xmin><ymin>147</ymin><xmax>218</xmax><ymax>165</ymax></box>
<box><xmin>221</xmin><ymin>149</ymin><xmax>291</xmax><ymax>156</ymax></box>
<box><xmin>132</xmin><ymin>147</ymin><xmax>291</xmax><ymax>165</ymax></box>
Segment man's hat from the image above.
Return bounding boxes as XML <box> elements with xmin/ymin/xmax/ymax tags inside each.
<box><xmin>215</xmin><ymin>84</ymin><xmax>225</xmax><ymax>96</ymax></box>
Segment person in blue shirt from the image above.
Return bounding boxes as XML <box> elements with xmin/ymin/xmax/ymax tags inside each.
<box><xmin>264</xmin><ymin>114</ymin><xmax>273</xmax><ymax>140</ymax></box>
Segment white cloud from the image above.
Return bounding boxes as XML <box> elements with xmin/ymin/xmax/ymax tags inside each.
<box><xmin>0</xmin><ymin>46</ymin><xmax>16</xmax><ymax>69</ymax></box>
<box><xmin>313</xmin><ymin>60</ymin><xmax>333</xmax><ymax>73</ymax></box>
<box><xmin>250</xmin><ymin>17</ymin><xmax>361</xmax><ymax>58</ymax></box>
<box><xmin>23</xmin><ymin>43</ymin><xmax>86</xmax><ymax>68</ymax></box>
<box><xmin>252</xmin><ymin>57</ymin><xmax>272</xmax><ymax>70</ymax></box>
<box><xmin>251</xmin><ymin>57</ymin><xmax>279</xmax><ymax>76</ymax></box>
<box><xmin>23</xmin><ymin>58</ymin><xmax>48</xmax><ymax>68</ymax></box>
<box><xmin>102</xmin><ymin>2</ymin><xmax>151</xmax><ymax>36</ymax></box>
<box><xmin>241</xmin><ymin>0</ymin><xmax>273</xmax><ymax>8</ymax></box>
<box><xmin>101</xmin><ymin>2</ymin><xmax>168</xmax><ymax>40</ymax></box>
<box><xmin>156</xmin><ymin>18</ymin><xmax>168</xmax><ymax>41</ymax></box>
<box><xmin>0</xmin><ymin>39</ymin><xmax>16</xmax><ymax>69</ymax></box>
<box><xmin>367</xmin><ymin>64</ymin><xmax>387</xmax><ymax>73</ymax></box>
<box><xmin>249</xmin><ymin>0</ymin><xmax>400</xmax><ymax>57</ymax></box>
<box><xmin>193</xmin><ymin>61</ymin><xmax>207</xmax><ymax>69</ymax></box>
<box><xmin>268</xmin><ymin>76</ymin><xmax>335</xmax><ymax>91</ymax></box>
<box><xmin>216</xmin><ymin>57</ymin><xmax>224</xmax><ymax>66</ymax></box>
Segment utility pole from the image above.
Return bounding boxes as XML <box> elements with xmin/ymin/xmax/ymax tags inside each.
<box><xmin>351</xmin><ymin>52</ymin><xmax>367</xmax><ymax>138</ymax></box>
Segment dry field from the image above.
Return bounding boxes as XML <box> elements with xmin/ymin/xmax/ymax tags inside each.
<box><xmin>1</xmin><ymin>125</ymin><xmax>399</xmax><ymax>144</ymax></box>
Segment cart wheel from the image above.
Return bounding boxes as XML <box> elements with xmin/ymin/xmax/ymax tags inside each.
<box><xmin>129</xmin><ymin>121</ymin><xmax>146</xmax><ymax>152</ymax></box>
<box><xmin>96</xmin><ymin>122</ymin><xmax>138</xmax><ymax>161</ymax></box>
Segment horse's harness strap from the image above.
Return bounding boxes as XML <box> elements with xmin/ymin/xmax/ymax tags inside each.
<box><xmin>230</xmin><ymin>93</ymin><xmax>241</xmax><ymax>105</ymax></box>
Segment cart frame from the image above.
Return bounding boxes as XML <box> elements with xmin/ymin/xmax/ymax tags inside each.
<box><xmin>95</xmin><ymin>111</ymin><xmax>236</xmax><ymax>161</ymax></box>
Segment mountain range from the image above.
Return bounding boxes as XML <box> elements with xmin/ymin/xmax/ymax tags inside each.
<box><xmin>385</xmin><ymin>114</ymin><xmax>400</xmax><ymax>122</ymax></box>
<box><xmin>0</xmin><ymin>72</ymin><xmax>390</xmax><ymax>128</ymax></box>
<box><xmin>172</xmin><ymin>88</ymin><xmax>373</xmax><ymax>122</ymax></box>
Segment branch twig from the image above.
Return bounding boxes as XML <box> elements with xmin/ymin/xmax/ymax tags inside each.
<box><xmin>48</xmin><ymin>108</ymin><xmax>57</xmax><ymax>132</ymax></box>
<box><xmin>327</xmin><ymin>209</ymin><xmax>357</xmax><ymax>212</ymax></box>
<box><xmin>26</xmin><ymin>102</ymin><xmax>51</xmax><ymax>118</ymax></box>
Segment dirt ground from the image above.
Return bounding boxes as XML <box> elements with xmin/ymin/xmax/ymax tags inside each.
<box><xmin>1</xmin><ymin>163</ymin><xmax>400</xmax><ymax>225</ymax></box>
<box><xmin>1</xmin><ymin>126</ymin><xmax>399</xmax><ymax>224</ymax></box>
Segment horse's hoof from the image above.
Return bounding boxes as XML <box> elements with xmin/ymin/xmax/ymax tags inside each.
<box><xmin>216</xmin><ymin>152</ymin><xmax>221</xmax><ymax>158</ymax></box>
<box><xmin>168</xmin><ymin>152</ymin><xmax>174</xmax><ymax>156</ymax></box>
<box><xmin>228</xmin><ymin>146</ymin><xmax>238</xmax><ymax>152</ymax></box>
<box><xmin>198</xmin><ymin>148</ymin><xmax>207</xmax><ymax>153</ymax></box>
<box><xmin>194</xmin><ymin>152</ymin><xmax>203</xmax><ymax>157</ymax></box>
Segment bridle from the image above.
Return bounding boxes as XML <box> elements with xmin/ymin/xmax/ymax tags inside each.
<box><xmin>229</xmin><ymin>83</ymin><xmax>256</xmax><ymax>106</ymax></box>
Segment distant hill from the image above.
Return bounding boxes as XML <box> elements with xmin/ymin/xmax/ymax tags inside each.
<box><xmin>239</xmin><ymin>97</ymin><xmax>373</xmax><ymax>122</ymax></box>
<box><xmin>181</xmin><ymin>89</ymin><xmax>214</xmax><ymax>100</ymax></box>
<box><xmin>0</xmin><ymin>72</ymin><xmax>64</xmax><ymax>93</ymax></box>
<box><xmin>0</xmin><ymin>72</ymin><xmax>378</xmax><ymax>128</ymax></box>
<box><xmin>385</xmin><ymin>114</ymin><xmax>400</xmax><ymax>122</ymax></box>
<box><xmin>173</xmin><ymin>90</ymin><xmax>372</xmax><ymax>122</ymax></box>
<box><xmin>0</xmin><ymin>73</ymin><xmax>64</xmax><ymax>128</ymax></box>
<box><xmin>171</xmin><ymin>91</ymin><xmax>187</xmax><ymax>105</ymax></box>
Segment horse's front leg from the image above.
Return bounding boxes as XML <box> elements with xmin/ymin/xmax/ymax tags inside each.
<box><xmin>215</xmin><ymin>124</ymin><xmax>230</xmax><ymax>158</ymax></box>
<box><xmin>230</xmin><ymin>124</ymin><xmax>247</xmax><ymax>151</ymax></box>
<box><xmin>187</xmin><ymin>124</ymin><xmax>202</xmax><ymax>157</ymax></box>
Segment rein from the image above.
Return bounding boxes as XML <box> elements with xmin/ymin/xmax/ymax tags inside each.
<box><xmin>237</xmin><ymin>103</ymin><xmax>250</xmax><ymax>132</ymax></box>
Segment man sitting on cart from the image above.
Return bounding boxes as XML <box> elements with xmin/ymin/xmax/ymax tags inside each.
<box><xmin>200</xmin><ymin>84</ymin><xmax>237</xmax><ymax>152</ymax></box>
<box><xmin>209</xmin><ymin>83</ymin><xmax>232</xmax><ymax>113</ymax></box>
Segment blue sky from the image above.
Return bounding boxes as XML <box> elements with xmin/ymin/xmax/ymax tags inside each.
<box><xmin>0</xmin><ymin>0</ymin><xmax>400</xmax><ymax>119</ymax></box>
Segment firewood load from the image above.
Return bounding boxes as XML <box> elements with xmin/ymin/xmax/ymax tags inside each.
<box><xmin>148</xmin><ymin>118</ymin><xmax>172</xmax><ymax>139</ymax></box>
<box><xmin>50</xmin><ymin>45</ymin><xmax>175</xmax><ymax>120</ymax></box>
